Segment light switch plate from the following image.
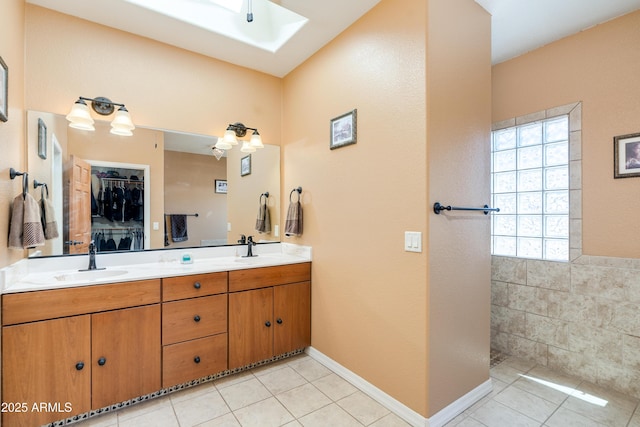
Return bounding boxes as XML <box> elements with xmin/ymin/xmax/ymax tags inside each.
<box><xmin>404</xmin><ymin>231</ymin><xmax>422</xmax><ymax>253</ymax></box>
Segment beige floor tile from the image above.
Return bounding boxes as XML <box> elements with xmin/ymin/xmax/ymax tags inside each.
<box><xmin>561</xmin><ymin>381</ymin><xmax>638</xmax><ymax>426</ymax></box>
<box><xmin>276</xmin><ymin>383</ymin><xmax>332</xmax><ymax>418</ymax></box>
<box><xmin>369</xmin><ymin>412</ymin><xmax>412</xmax><ymax>426</ymax></box>
<box><xmin>490</xmin><ymin>362</ymin><xmax>529</xmax><ymax>385</ymax></box>
<box><xmin>70</xmin><ymin>411</ymin><xmax>118</xmax><ymax>427</ymax></box>
<box><xmin>257</xmin><ymin>366</ymin><xmax>308</xmax><ymax>394</ymax></box>
<box><xmin>544</xmin><ymin>406</ymin><xmax>606</xmax><ymax>427</ymax></box>
<box><xmin>214</xmin><ymin>370</ymin><xmax>255</xmax><ymax>390</ymax></box>
<box><xmin>251</xmin><ymin>358</ymin><xmax>290</xmax><ymax>377</ymax></box>
<box><xmin>118</xmin><ymin>404</ymin><xmax>179</xmax><ymax>427</ymax></box>
<box><xmin>297</xmin><ymin>403</ymin><xmax>361</xmax><ymax>427</ymax></box>
<box><xmin>446</xmin><ymin>416</ymin><xmax>490</xmax><ymax>427</ymax></box>
<box><xmin>233</xmin><ymin>396</ymin><xmax>295</xmax><ymax>427</ymax></box>
<box><xmin>629</xmin><ymin>410</ymin><xmax>640</xmax><ymax>427</ymax></box>
<box><xmin>512</xmin><ymin>365</ymin><xmax>579</xmax><ymax>404</ymax></box>
<box><xmin>218</xmin><ymin>377</ymin><xmax>272</xmax><ymax>411</ymax></box>
<box><xmin>116</xmin><ymin>395</ymin><xmax>172</xmax><ymax>422</ymax></box>
<box><xmin>173</xmin><ymin>389</ymin><xmax>230</xmax><ymax>426</ymax></box>
<box><xmin>170</xmin><ymin>382</ymin><xmax>217</xmax><ymax>404</ymax></box>
<box><xmin>470</xmin><ymin>399</ymin><xmax>540</xmax><ymax>427</ymax></box>
<box><xmin>493</xmin><ymin>385</ymin><xmax>559</xmax><ymax>422</ymax></box>
<box><xmin>196</xmin><ymin>412</ymin><xmax>241</xmax><ymax>427</ymax></box>
<box><xmin>282</xmin><ymin>421</ymin><xmax>303</xmax><ymax>427</ymax></box>
<box><xmin>288</xmin><ymin>356</ymin><xmax>333</xmax><ymax>382</ymax></box>
<box><xmin>337</xmin><ymin>390</ymin><xmax>390</xmax><ymax>425</ymax></box>
<box><xmin>312</xmin><ymin>373</ymin><xmax>358</xmax><ymax>401</ymax></box>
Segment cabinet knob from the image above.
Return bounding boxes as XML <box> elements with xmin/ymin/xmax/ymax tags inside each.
<box><xmin>276</xmin><ymin>318</ymin><xmax>283</xmax><ymax>324</ymax></box>
<box><xmin>97</xmin><ymin>357</ymin><xmax>107</xmax><ymax>366</ymax></box>
<box><xmin>75</xmin><ymin>362</ymin><xmax>85</xmax><ymax>371</ymax></box>
<box><xmin>194</xmin><ymin>315</ymin><xmax>201</xmax><ymax>322</ymax></box>
<box><xmin>265</xmin><ymin>321</ymin><xmax>271</xmax><ymax>327</ymax></box>
<box><xmin>194</xmin><ymin>282</ymin><xmax>201</xmax><ymax>289</ymax></box>
<box><xmin>194</xmin><ymin>356</ymin><xmax>201</xmax><ymax>364</ymax></box>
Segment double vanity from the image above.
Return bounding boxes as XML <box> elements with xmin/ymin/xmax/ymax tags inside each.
<box><xmin>0</xmin><ymin>243</ymin><xmax>311</xmax><ymax>427</ymax></box>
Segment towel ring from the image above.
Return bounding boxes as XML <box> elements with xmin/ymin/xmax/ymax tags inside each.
<box><xmin>260</xmin><ymin>192</ymin><xmax>269</xmax><ymax>204</ymax></box>
<box><xmin>289</xmin><ymin>187</ymin><xmax>302</xmax><ymax>203</ymax></box>
<box><xmin>10</xmin><ymin>168</ymin><xmax>28</xmax><ymax>199</ymax></box>
<box><xmin>34</xmin><ymin>180</ymin><xmax>49</xmax><ymax>199</ymax></box>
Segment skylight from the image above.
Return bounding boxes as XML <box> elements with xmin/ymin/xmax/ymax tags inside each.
<box><xmin>123</xmin><ymin>0</ymin><xmax>308</xmax><ymax>53</ymax></box>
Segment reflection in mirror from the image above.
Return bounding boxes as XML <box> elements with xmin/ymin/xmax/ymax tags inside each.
<box><xmin>26</xmin><ymin>111</ymin><xmax>280</xmax><ymax>257</ymax></box>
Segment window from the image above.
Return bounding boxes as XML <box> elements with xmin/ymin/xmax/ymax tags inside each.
<box><xmin>491</xmin><ymin>116</ymin><xmax>569</xmax><ymax>261</ymax></box>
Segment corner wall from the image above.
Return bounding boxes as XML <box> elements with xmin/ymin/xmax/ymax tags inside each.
<box><xmin>282</xmin><ymin>0</ymin><xmax>429</xmax><ymax>416</ymax></box>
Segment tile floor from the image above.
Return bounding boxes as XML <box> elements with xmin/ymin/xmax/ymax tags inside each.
<box><xmin>69</xmin><ymin>353</ymin><xmax>640</xmax><ymax>427</ymax></box>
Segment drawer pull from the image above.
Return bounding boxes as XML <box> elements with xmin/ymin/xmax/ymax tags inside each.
<box><xmin>276</xmin><ymin>318</ymin><xmax>283</xmax><ymax>324</ymax></box>
<box><xmin>194</xmin><ymin>356</ymin><xmax>201</xmax><ymax>364</ymax></box>
<box><xmin>75</xmin><ymin>362</ymin><xmax>85</xmax><ymax>371</ymax></box>
<box><xmin>265</xmin><ymin>321</ymin><xmax>271</xmax><ymax>327</ymax></box>
<box><xmin>97</xmin><ymin>357</ymin><xmax>107</xmax><ymax>366</ymax></box>
<box><xmin>194</xmin><ymin>315</ymin><xmax>201</xmax><ymax>322</ymax></box>
<box><xmin>193</xmin><ymin>282</ymin><xmax>201</xmax><ymax>289</ymax></box>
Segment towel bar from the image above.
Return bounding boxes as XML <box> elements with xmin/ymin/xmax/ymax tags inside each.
<box><xmin>433</xmin><ymin>202</ymin><xmax>500</xmax><ymax>215</ymax></box>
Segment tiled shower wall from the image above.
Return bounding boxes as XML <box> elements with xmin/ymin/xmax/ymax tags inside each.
<box><xmin>491</xmin><ymin>255</ymin><xmax>640</xmax><ymax>400</ymax></box>
<box><xmin>491</xmin><ymin>102</ymin><xmax>640</xmax><ymax>400</ymax></box>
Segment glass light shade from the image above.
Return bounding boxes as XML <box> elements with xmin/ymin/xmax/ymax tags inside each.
<box><xmin>111</xmin><ymin>108</ymin><xmax>135</xmax><ymax>133</ymax></box>
<box><xmin>215</xmin><ymin>139</ymin><xmax>233</xmax><ymax>150</ymax></box>
<box><xmin>110</xmin><ymin>127</ymin><xmax>133</xmax><ymax>136</ymax></box>
<box><xmin>66</xmin><ymin>100</ymin><xmax>95</xmax><ymax>130</ymax></box>
<box><xmin>212</xmin><ymin>147</ymin><xmax>225</xmax><ymax>160</ymax></box>
<box><xmin>223</xmin><ymin>129</ymin><xmax>238</xmax><ymax>146</ymax></box>
<box><xmin>250</xmin><ymin>131</ymin><xmax>263</xmax><ymax>148</ymax></box>
<box><xmin>240</xmin><ymin>141</ymin><xmax>256</xmax><ymax>153</ymax></box>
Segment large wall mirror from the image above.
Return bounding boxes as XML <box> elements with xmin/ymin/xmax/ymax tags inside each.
<box><xmin>26</xmin><ymin>111</ymin><xmax>281</xmax><ymax>257</ymax></box>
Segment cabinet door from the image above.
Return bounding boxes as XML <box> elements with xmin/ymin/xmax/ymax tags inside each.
<box><xmin>274</xmin><ymin>281</ymin><xmax>311</xmax><ymax>355</ymax></box>
<box><xmin>91</xmin><ymin>304</ymin><xmax>161</xmax><ymax>409</ymax></box>
<box><xmin>2</xmin><ymin>315</ymin><xmax>91</xmax><ymax>427</ymax></box>
<box><xmin>229</xmin><ymin>288</ymin><xmax>273</xmax><ymax>369</ymax></box>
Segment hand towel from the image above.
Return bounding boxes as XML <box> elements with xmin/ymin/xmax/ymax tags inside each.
<box><xmin>9</xmin><ymin>193</ymin><xmax>45</xmax><ymax>249</ymax></box>
<box><xmin>255</xmin><ymin>201</ymin><xmax>271</xmax><ymax>234</ymax></box>
<box><xmin>170</xmin><ymin>214</ymin><xmax>189</xmax><ymax>242</ymax></box>
<box><xmin>284</xmin><ymin>200</ymin><xmax>303</xmax><ymax>237</ymax></box>
<box><xmin>40</xmin><ymin>194</ymin><xmax>59</xmax><ymax>240</ymax></box>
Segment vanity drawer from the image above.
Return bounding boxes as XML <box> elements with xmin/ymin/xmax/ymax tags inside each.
<box><xmin>162</xmin><ymin>272</ymin><xmax>228</xmax><ymax>302</ymax></box>
<box><xmin>162</xmin><ymin>334</ymin><xmax>227</xmax><ymax>388</ymax></box>
<box><xmin>228</xmin><ymin>263</ymin><xmax>311</xmax><ymax>292</ymax></box>
<box><xmin>162</xmin><ymin>294</ymin><xmax>227</xmax><ymax>345</ymax></box>
<box><xmin>2</xmin><ymin>279</ymin><xmax>161</xmax><ymax>326</ymax></box>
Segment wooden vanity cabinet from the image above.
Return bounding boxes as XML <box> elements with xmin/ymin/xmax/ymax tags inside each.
<box><xmin>228</xmin><ymin>263</ymin><xmax>311</xmax><ymax>369</ymax></box>
<box><xmin>1</xmin><ymin>279</ymin><xmax>161</xmax><ymax>427</ymax></box>
<box><xmin>161</xmin><ymin>272</ymin><xmax>228</xmax><ymax>387</ymax></box>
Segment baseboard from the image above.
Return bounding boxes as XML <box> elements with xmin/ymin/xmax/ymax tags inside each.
<box><xmin>305</xmin><ymin>346</ymin><xmax>493</xmax><ymax>427</ymax></box>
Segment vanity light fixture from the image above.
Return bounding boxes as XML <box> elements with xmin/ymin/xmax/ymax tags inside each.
<box><xmin>66</xmin><ymin>96</ymin><xmax>135</xmax><ymax>136</ymax></box>
<box><xmin>214</xmin><ymin>122</ymin><xmax>264</xmax><ymax>154</ymax></box>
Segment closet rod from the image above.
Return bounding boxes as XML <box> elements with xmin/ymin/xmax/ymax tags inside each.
<box><xmin>164</xmin><ymin>213</ymin><xmax>199</xmax><ymax>217</ymax></box>
<box><xmin>433</xmin><ymin>202</ymin><xmax>500</xmax><ymax>215</ymax></box>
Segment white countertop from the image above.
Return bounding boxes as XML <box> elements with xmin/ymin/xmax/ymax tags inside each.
<box><xmin>0</xmin><ymin>243</ymin><xmax>312</xmax><ymax>294</ymax></box>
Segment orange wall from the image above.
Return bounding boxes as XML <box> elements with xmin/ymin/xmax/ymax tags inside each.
<box><xmin>427</xmin><ymin>0</ymin><xmax>492</xmax><ymax>414</ymax></box>
<box><xmin>0</xmin><ymin>0</ymin><xmax>26</xmax><ymax>268</ymax></box>
<box><xmin>283</xmin><ymin>0</ymin><xmax>429</xmax><ymax>414</ymax></box>
<box><xmin>164</xmin><ymin>151</ymin><xmax>228</xmax><ymax>247</ymax></box>
<box><xmin>492</xmin><ymin>10</ymin><xmax>640</xmax><ymax>259</ymax></box>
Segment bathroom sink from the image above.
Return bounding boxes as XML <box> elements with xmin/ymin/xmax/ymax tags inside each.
<box><xmin>54</xmin><ymin>269</ymin><xmax>128</xmax><ymax>282</ymax></box>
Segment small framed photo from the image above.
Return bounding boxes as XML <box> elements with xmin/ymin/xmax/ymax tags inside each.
<box><xmin>241</xmin><ymin>154</ymin><xmax>251</xmax><ymax>176</ymax></box>
<box><xmin>38</xmin><ymin>118</ymin><xmax>47</xmax><ymax>159</ymax></box>
<box><xmin>330</xmin><ymin>109</ymin><xmax>357</xmax><ymax>150</ymax></box>
<box><xmin>614</xmin><ymin>132</ymin><xmax>640</xmax><ymax>179</ymax></box>
<box><xmin>0</xmin><ymin>56</ymin><xmax>7</xmax><ymax>122</ymax></box>
<box><xmin>215</xmin><ymin>179</ymin><xmax>227</xmax><ymax>194</ymax></box>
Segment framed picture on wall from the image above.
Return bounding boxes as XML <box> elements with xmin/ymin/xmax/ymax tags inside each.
<box><xmin>38</xmin><ymin>118</ymin><xmax>47</xmax><ymax>159</ymax></box>
<box><xmin>613</xmin><ymin>132</ymin><xmax>640</xmax><ymax>178</ymax></box>
<box><xmin>0</xmin><ymin>56</ymin><xmax>7</xmax><ymax>122</ymax></box>
<box><xmin>241</xmin><ymin>154</ymin><xmax>251</xmax><ymax>176</ymax></box>
<box><xmin>215</xmin><ymin>179</ymin><xmax>227</xmax><ymax>194</ymax></box>
<box><xmin>330</xmin><ymin>109</ymin><xmax>357</xmax><ymax>150</ymax></box>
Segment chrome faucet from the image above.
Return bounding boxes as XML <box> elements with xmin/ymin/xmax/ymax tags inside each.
<box><xmin>237</xmin><ymin>234</ymin><xmax>247</xmax><ymax>244</ymax></box>
<box><xmin>243</xmin><ymin>235</ymin><xmax>257</xmax><ymax>257</ymax></box>
<box><xmin>87</xmin><ymin>240</ymin><xmax>98</xmax><ymax>270</ymax></box>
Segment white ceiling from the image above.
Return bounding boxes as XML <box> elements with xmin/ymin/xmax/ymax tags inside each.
<box><xmin>475</xmin><ymin>0</ymin><xmax>640</xmax><ymax>64</ymax></box>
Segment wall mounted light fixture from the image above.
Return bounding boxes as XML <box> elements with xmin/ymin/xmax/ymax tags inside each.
<box><xmin>213</xmin><ymin>122</ymin><xmax>264</xmax><ymax>159</ymax></box>
<box><xmin>66</xmin><ymin>96</ymin><xmax>135</xmax><ymax>136</ymax></box>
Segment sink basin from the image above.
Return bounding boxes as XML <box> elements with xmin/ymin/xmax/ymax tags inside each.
<box><xmin>54</xmin><ymin>269</ymin><xmax>128</xmax><ymax>282</ymax></box>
